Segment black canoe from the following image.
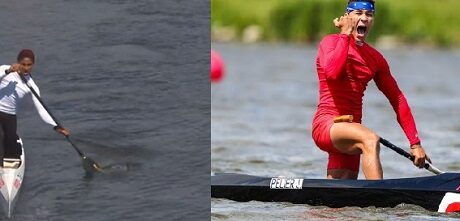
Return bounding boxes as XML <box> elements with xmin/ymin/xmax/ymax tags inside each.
<box><xmin>211</xmin><ymin>173</ymin><xmax>460</xmax><ymax>211</ymax></box>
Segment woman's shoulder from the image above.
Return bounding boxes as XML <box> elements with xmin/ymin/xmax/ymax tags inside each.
<box><xmin>0</xmin><ymin>65</ymin><xmax>10</xmax><ymax>70</ymax></box>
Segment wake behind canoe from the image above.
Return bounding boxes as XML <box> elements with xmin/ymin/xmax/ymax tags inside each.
<box><xmin>211</xmin><ymin>173</ymin><xmax>460</xmax><ymax>212</ymax></box>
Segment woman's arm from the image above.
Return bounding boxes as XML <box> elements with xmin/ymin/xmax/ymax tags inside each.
<box><xmin>26</xmin><ymin>79</ymin><xmax>58</xmax><ymax>127</ymax></box>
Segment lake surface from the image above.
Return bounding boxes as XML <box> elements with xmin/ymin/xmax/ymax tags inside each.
<box><xmin>211</xmin><ymin>42</ymin><xmax>460</xmax><ymax>220</ymax></box>
<box><xmin>0</xmin><ymin>1</ymin><xmax>209</xmax><ymax>220</ymax></box>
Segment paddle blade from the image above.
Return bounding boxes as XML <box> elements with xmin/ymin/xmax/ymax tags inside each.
<box><xmin>81</xmin><ymin>156</ymin><xmax>103</xmax><ymax>173</ymax></box>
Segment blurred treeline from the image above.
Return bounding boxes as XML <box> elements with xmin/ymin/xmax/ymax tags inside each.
<box><xmin>211</xmin><ymin>0</ymin><xmax>460</xmax><ymax>48</ymax></box>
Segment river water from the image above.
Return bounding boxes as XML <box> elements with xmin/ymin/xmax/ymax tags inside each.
<box><xmin>0</xmin><ymin>1</ymin><xmax>209</xmax><ymax>220</ymax></box>
<box><xmin>211</xmin><ymin>42</ymin><xmax>460</xmax><ymax>220</ymax></box>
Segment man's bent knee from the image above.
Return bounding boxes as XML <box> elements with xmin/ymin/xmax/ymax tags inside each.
<box><xmin>362</xmin><ymin>132</ymin><xmax>380</xmax><ymax>154</ymax></box>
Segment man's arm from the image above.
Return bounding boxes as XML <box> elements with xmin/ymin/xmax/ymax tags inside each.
<box><xmin>374</xmin><ymin>57</ymin><xmax>431</xmax><ymax>168</ymax></box>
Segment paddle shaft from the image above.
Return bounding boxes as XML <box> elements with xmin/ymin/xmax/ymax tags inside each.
<box><xmin>379</xmin><ymin>137</ymin><xmax>444</xmax><ymax>175</ymax></box>
<box><xmin>19</xmin><ymin>74</ymin><xmax>85</xmax><ymax>158</ymax></box>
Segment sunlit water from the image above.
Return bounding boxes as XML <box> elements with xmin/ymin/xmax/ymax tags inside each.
<box><xmin>211</xmin><ymin>42</ymin><xmax>460</xmax><ymax>220</ymax></box>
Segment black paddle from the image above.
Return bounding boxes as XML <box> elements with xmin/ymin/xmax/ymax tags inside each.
<box><xmin>19</xmin><ymin>74</ymin><xmax>102</xmax><ymax>173</ymax></box>
<box><xmin>379</xmin><ymin>137</ymin><xmax>443</xmax><ymax>175</ymax></box>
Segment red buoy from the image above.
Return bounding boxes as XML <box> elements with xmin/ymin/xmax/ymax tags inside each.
<box><xmin>211</xmin><ymin>49</ymin><xmax>224</xmax><ymax>82</ymax></box>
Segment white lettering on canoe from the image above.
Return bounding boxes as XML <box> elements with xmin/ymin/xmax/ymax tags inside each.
<box><xmin>270</xmin><ymin>178</ymin><xmax>303</xmax><ymax>189</ymax></box>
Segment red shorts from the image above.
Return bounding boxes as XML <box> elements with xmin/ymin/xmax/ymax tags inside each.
<box><xmin>312</xmin><ymin>113</ymin><xmax>360</xmax><ymax>172</ymax></box>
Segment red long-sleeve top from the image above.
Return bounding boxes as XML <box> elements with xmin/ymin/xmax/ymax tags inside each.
<box><xmin>314</xmin><ymin>34</ymin><xmax>420</xmax><ymax>146</ymax></box>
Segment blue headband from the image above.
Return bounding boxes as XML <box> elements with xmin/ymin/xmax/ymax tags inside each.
<box><xmin>346</xmin><ymin>1</ymin><xmax>375</xmax><ymax>13</ymax></box>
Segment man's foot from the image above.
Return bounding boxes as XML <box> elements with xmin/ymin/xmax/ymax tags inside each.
<box><xmin>3</xmin><ymin>158</ymin><xmax>21</xmax><ymax>169</ymax></box>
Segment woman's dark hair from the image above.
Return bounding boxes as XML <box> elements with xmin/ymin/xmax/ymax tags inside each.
<box><xmin>17</xmin><ymin>49</ymin><xmax>35</xmax><ymax>63</ymax></box>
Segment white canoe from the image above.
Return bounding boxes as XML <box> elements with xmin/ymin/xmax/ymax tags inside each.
<box><xmin>0</xmin><ymin>139</ymin><xmax>25</xmax><ymax>218</ymax></box>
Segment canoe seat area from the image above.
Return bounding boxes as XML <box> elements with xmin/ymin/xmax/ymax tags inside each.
<box><xmin>2</xmin><ymin>158</ymin><xmax>20</xmax><ymax>169</ymax></box>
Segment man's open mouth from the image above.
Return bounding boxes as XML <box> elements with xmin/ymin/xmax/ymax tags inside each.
<box><xmin>357</xmin><ymin>25</ymin><xmax>367</xmax><ymax>35</ymax></box>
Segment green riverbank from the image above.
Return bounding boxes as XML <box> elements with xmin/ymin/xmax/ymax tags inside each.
<box><xmin>211</xmin><ymin>0</ymin><xmax>460</xmax><ymax>48</ymax></box>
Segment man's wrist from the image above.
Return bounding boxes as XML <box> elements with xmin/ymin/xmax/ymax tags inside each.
<box><xmin>410</xmin><ymin>142</ymin><xmax>422</xmax><ymax>149</ymax></box>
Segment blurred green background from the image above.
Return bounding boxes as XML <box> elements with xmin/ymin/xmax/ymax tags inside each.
<box><xmin>211</xmin><ymin>0</ymin><xmax>460</xmax><ymax>48</ymax></box>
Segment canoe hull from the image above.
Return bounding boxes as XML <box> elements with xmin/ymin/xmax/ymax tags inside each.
<box><xmin>0</xmin><ymin>139</ymin><xmax>25</xmax><ymax>218</ymax></box>
<box><xmin>212</xmin><ymin>173</ymin><xmax>460</xmax><ymax>211</ymax></box>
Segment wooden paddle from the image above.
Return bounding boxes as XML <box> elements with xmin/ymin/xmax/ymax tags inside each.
<box><xmin>19</xmin><ymin>74</ymin><xmax>102</xmax><ymax>173</ymax></box>
<box><xmin>379</xmin><ymin>137</ymin><xmax>444</xmax><ymax>175</ymax></box>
